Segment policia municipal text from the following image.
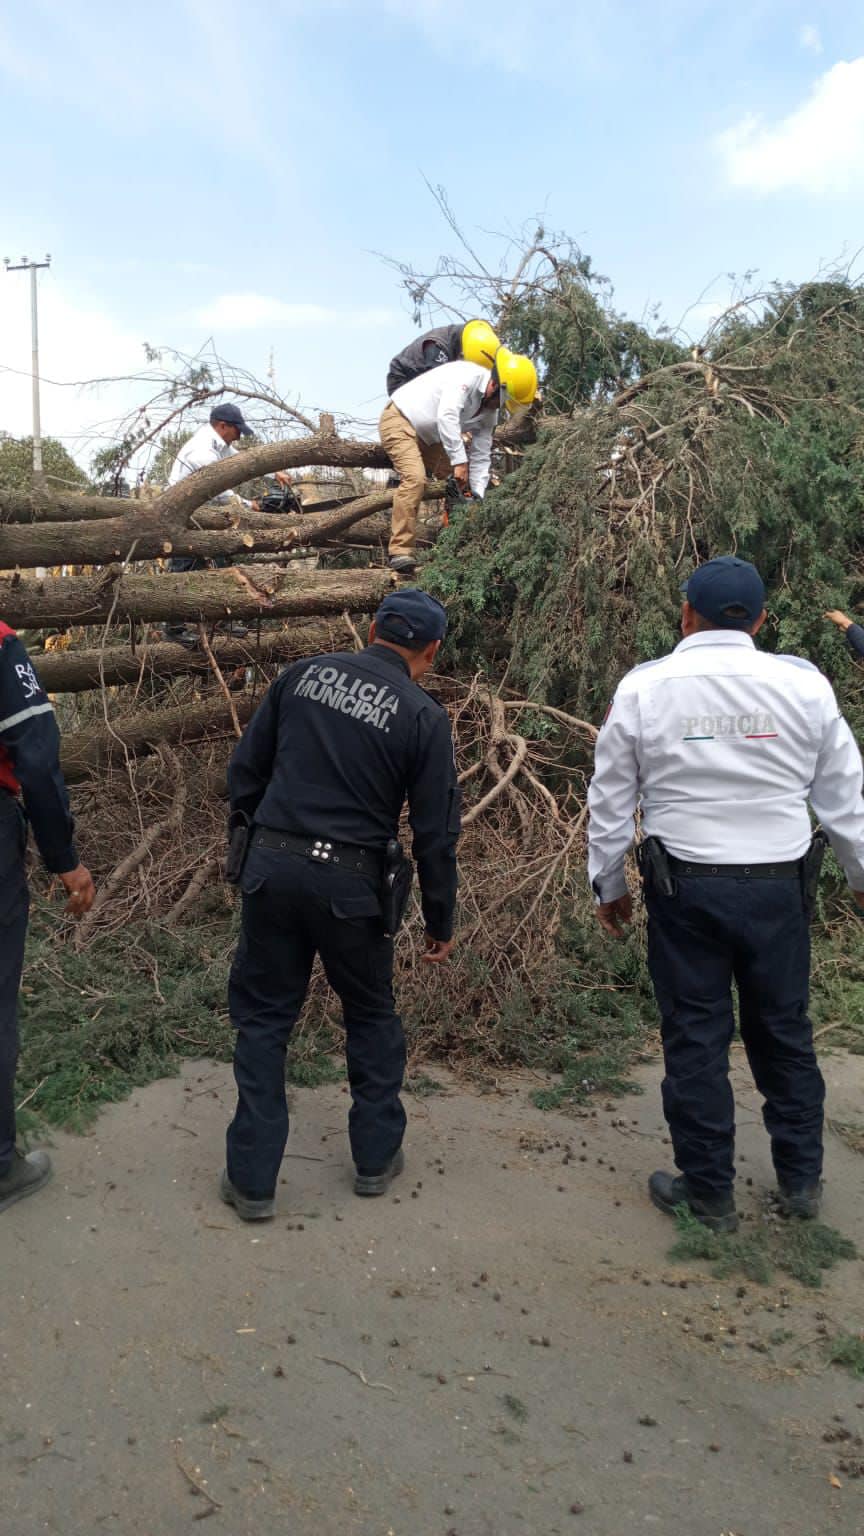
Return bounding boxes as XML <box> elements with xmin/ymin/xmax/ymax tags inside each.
<box><xmin>588</xmin><ymin>557</ymin><xmax>864</xmax><ymax>1233</ymax></box>
<box><xmin>221</xmin><ymin>589</ymin><xmax>460</xmax><ymax>1218</ymax></box>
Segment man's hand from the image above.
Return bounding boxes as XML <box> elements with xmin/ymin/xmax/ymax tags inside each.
<box><xmin>249</xmin><ymin>499</ymin><xmax>260</xmax><ymax>513</ymax></box>
<box><xmin>825</xmin><ymin>609</ymin><xmax>853</xmax><ymax>632</ymax></box>
<box><xmin>60</xmin><ymin>863</ymin><xmax>95</xmax><ymax>918</ymax></box>
<box><xmin>451</xmin><ymin>463</ymin><xmax>469</xmax><ymax>488</ymax></box>
<box><xmin>275</xmin><ymin>471</ymin><xmax>291</xmax><ymax>488</ymax></box>
<box><xmin>422</xmin><ymin>934</ymin><xmax>455</xmax><ymax>964</ymax></box>
<box><xmin>595</xmin><ymin>893</ymin><xmax>633</xmax><ymax>938</ymax></box>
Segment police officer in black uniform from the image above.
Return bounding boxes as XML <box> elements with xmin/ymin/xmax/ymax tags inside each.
<box><xmin>221</xmin><ymin>589</ymin><xmax>459</xmax><ymax>1220</ymax></box>
<box><xmin>0</xmin><ymin>620</ymin><xmax>95</xmax><ymax>1214</ymax></box>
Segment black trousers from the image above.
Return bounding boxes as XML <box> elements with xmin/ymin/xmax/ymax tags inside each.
<box><xmin>0</xmin><ymin>799</ymin><xmax>29</xmax><ymax>1175</ymax></box>
<box><xmin>646</xmin><ymin>873</ymin><xmax>824</xmax><ymax>1197</ymax></box>
<box><xmin>226</xmin><ymin>845</ymin><xmax>406</xmax><ymax>1198</ymax></box>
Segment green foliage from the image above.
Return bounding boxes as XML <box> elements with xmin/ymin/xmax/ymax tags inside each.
<box><xmin>669</xmin><ymin>1206</ymin><xmax>857</xmax><ymax>1289</ymax></box>
<box><xmin>428</xmin><ymin>278</ymin><xmax>864</xmax><ymax>752</ymax></box>
<box><xmin>0</xmin><ymin>433</ymin><xmax>90</xmax><ymax>493</ymax></box>
<box><xmin>17</xmin><ymin>901</ymin><xmax>340</xmax><ymax>1130</ymax></box>
<box><xmin>828</xmin><ymin>1334</ymin><xmax>864</xmax><ymax>1378</ymax></box>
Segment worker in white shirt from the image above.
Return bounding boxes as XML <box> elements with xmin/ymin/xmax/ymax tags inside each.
<box><xmin>587</xmin><ymin>555</ymin><xmax>864</xmax><ymax>1233</ymax></box>
<box><xmin>164</xmin><ymin>402</ymin><xmax>290</xmax><ymax>646</ymax></box>
<box><xmin>379</xmin><ymin>348</ymin><xmax>538</xmax><ymax>574</ymax></box>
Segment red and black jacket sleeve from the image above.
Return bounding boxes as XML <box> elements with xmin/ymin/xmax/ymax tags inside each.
<box><xmin>0</xmin><ymin>624</ymin><xmax>78</xmax><ymax>873</ymax></box>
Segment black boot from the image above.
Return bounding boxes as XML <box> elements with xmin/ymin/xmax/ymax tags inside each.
<box><xmin>776</xmin><ymin>1180</ymin><xmax>822</xmax><ymax>1220</ymax></box>
<box><xmin>648</xmin><ymin>1169</ymin><xmax>738</xmax><ymax>1234</ymax></box>
<box><xmin>0</xmin><ymin>1149</ymin><xmax>52</xmax><ymax>1214</ymax></box>
<box><xmin>354</xmin><ymin>1146</ymin><xmax>405</xmax><ymax>1197</ymax></box>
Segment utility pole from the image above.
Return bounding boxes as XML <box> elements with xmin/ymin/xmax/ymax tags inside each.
<box><xmin>4</xmin><ymin>253</ymin><xmax>52</xmax><ymax>489</ymax></box>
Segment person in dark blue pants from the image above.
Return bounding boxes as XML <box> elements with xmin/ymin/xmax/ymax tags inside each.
<box><xmin>588</xmin><ymin>557</ymin><xmax>864</xmax><ymax>1232</ymax></box>
<box><xmin>646</xmin><ymin>874</ymin><xmax>823</xmax><ymax>1199</ymax></box>
<box><xmin>221</xmin><ymin>589</ymin><xmax>460</xmax><ymax>1220</ymax></box>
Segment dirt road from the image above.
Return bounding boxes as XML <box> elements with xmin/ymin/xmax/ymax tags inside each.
<box><xmin>2</xmin><ymin>1052</ymin><xmax>863</xmax><ymax>1536</ymax></box>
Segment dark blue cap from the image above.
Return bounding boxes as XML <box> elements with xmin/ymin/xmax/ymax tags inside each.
<box><xmin>375</xmin><ymin>588</ymin><xmax>447</xmax><ymax>648</ymax></box>
<box><xmin>683</xmin><ymin>556</ymin><xmax>766</xmax><ymax>629</ymax></box>
<box><xmin>210</xmin><ymin>402</ymin><xmax>253</xmax><ymax>436</ymax></box>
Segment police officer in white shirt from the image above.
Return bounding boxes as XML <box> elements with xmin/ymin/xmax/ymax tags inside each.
<box><xmin>588</xmin><ymin>556</ymin><xmax>864</xmax><ymax>1233</ymax></box>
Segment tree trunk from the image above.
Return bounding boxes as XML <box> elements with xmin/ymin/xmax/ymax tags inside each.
<box><xmin>0</xmin><ymin>484</ymin><xmax>444</xmax><ymax>570</ymax></box>
<box><xmin>0</xmin><ymin>491</ymin><xmax>132</xmax><ymax>523</ymax></box>
<box><xmin>60</xmin><ymin>696</ymin><xmax>257</xmax><ymax>781</ymax></box>
<box><xmin>33</xmin><ymin>620</ymin><xmax>358</xmax><ymax>693</ymax></box>
<box><xmin>0</xmin><ymin>564</ymin><xmax>393</xmax><ymax>629</ymax></box>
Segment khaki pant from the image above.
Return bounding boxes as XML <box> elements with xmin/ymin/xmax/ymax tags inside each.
<box><xmin>379</xmin><ymin>402</ymin><xmax>451</xmax><ymax>558</ymax></box>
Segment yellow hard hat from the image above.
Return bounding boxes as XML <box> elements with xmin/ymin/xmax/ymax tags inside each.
<box><xmin>461</xmin><ymin>318</ymin><xmax>500</xmax><ymax>369</ymax></box>
<box><xmin>494</xmin><ymin>347</ymin><xmax>538</xmax><ymax>413</ymax></box>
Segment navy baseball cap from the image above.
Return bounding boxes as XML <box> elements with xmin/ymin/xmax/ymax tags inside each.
<box><xmin>375</xmin><ymin>589</ymin><xmax>448</xmax><ymax>648</ymax></box>
<box><xmin>682</xmin><ymin>556</ymin><xmax>766</xmax><ymax>629</ymax></box>
<box><xmin>210</xmin><ymin>402</ymin><xmax>253</xmax><ymax>436</ymax></box>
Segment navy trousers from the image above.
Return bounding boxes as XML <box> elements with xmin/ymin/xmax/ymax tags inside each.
<box><xmin>226</xmin><ymin>845</ymin><xmax>406</xmax><ymax>1198</ymax></box>
<box><xmin>646</xmin><ymin>873</ymin><xmax>824</xmax><ymax>1196</ymax></box>
<box><xmin>0</xmin><ymin>799</ymin><xmax>29</xmax><ymax>1175</ymax></box>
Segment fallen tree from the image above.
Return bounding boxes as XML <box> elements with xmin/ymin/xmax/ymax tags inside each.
<box><xmin>0</xmin><ymin>564</ymin><xmax>393</xmax><ymax>629</ymax></box>
<box><xmin>32</xmin><ymin>619</ymin><xmax>358</xmax><ymax>693</ymax></box>
<box><xmin>0</xmin><ymin>484</ymin><xmax>444</xmax><ymax>570</ymax></box>
<box><xmin>60</xmin><ymin>695</ymin><xmax>256</xmax><ymax>780</ymax></box>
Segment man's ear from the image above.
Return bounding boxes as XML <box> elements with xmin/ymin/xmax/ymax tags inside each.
<box><xmin>426</xmin><ymin>639</ymin><xmax>442</xmax><ymax>665</ymax></box>
<box><xmin>751</xmin><ymin>608</ymin><xmax>767</xmax><ymax>636</ymax></box>
<box><xmin>368</xmin><ymin>619</ymin><xmax>377</xmax><ymax>643</ymax></box>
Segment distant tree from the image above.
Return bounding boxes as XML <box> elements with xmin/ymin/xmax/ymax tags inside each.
<box><xmin>0</xmin><ymin>434</ymin><xmax>91</xmax><ymax>493</ymax></box>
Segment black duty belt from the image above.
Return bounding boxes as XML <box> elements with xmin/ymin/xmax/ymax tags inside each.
<box><xmin>667</xmin><ymin>855</ymin><xmax>802</xmax><ymax>879</ymax></box>
<box><xmin>253</xmin><ymin>826</ymin><xmax>383</xmax><ymax>875</ymax></box>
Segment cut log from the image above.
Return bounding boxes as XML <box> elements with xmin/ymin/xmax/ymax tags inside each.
<box><xmin>0</xmin><ymin>484</ymin><xmax>444</xmax><ymax>570</ymax></box>
<box><xmin>60</xmin><ymin>696</ymin><xmax>258</xmax><ymax>781</ymax></box>
<box><xmin>0</xmin><ymin>564</ymin><xmax>393</xmax><ymax>629</ymax></box>
<box><xmin>33</xmin><ymin>619</ymin><xmax>359</xmax><ymax>693</ymax></box>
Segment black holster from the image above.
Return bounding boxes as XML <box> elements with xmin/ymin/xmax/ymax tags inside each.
<box><xmin>801</xmin><ymin>829</ymin><xmax>828</xmax><ymax>917</ymax></box>
<box><xmin>636</xmin><ymin>836</ymin><xmax>677</xmax><ymax>898</ymax></box>
<box><xmin>381</xmin><ymin>838</ymin><xmax>413</xmax><ymax>937</ymax></box>
<box><xmin>225</xmin><ymin>810</ymin><xmax>253</xmax><ymax>885</ymax></box>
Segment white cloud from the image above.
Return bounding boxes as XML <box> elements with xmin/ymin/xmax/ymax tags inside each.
<box><xmin>194</xmin><ymin>293</ymin><xmax>397</xmax><ymax>331</ymax></box>
<box><xmin>799</xmin><ymin>23</ymin><xmax>822</xmax><ymax>55</ymax></box>
<box><xmin>716</xmin><ymin>57</ymin><xmax>864</xmax><ymax>194</ymax></box>
<box><xmin>0</xmin><ymin>273</ymin><xmax>147</xmax><ymax>467</ymax></box>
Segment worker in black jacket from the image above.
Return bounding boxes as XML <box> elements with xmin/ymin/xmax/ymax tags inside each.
<box><xmin>385</xmin><ymin>318</ymin><xmax>500</xmax><ymax>396</ymax></box>
<box><xmin>0</xmin><ymin>621</ymin><xmax>95</xmax><ymax>1214</ymax></box>
<box><xmin>222</xmin><ymin>589</ymin><xmax>460</xmax><ymax>1219</ymax></box>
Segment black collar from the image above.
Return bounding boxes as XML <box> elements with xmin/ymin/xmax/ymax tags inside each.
<box><xmin>366</xmin><ymin>644</ymin><xmax>411</xmax><ymax>678</ymax></box>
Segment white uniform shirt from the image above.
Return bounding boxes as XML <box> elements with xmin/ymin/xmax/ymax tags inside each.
<box><xmin>168</xmin><ymin>424</ymin><xmax>248</xmax><ymax>506</ymax></box>
<box><xmin>587</xmin><ymin>630</ymin><xmax>864</xmax><ymax>902</ymax></box>
<box><xmin>389</xmin><ymin>360</ymin><xmax>496</xmax><ymax>497</ymax></box>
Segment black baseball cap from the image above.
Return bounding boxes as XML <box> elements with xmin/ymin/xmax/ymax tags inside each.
<box><xmin>682</xmin><ymin>556</ymin><xmax>766</xmax><ymax>629</ymax></box>
<box><xmin>374</xmin><ymin>588</ymin><xmax>448</xmax><ymax>648</ymax></box>
<box><xmin>210</xmin><ymin>402</ymin><xmax>253</xmax><ymax>436</ymax></box>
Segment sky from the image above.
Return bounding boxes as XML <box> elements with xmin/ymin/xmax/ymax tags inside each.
<box><xmin>0</xmin><ymin>0</ymin><xmax>863</xmax><ymax>473</ymax></box>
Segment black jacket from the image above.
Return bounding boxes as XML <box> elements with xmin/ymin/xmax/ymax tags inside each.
<box><xmin>228</xmin><ymin>645</ymin><xmax>460</xmax><ymax>940</ymax></box>
<box><xmin>0</xmin><ymin>622</ymin><xmax>77</xmax><ymax>873</ymax></box>
<box><xmin>386</xmin><ymin>324</ymin><xmax>463</xmax><ymax>398</ymax></box>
